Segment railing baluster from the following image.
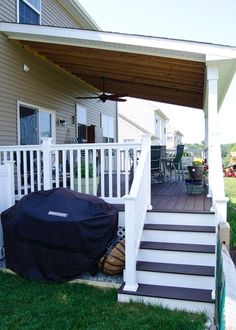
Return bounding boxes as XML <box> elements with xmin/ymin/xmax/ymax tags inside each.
<box><xmin>108</xmin><ymin>148</ymin><xmax>113</xmax><ymax>198</ymax></box>
<box><xmin>69</xmin><ymin>149</ymin><xmax>74</xmax><ymax>190</ymax></box>
<box><xmin>29</xmin><ymin>150</ymin><xmax>34</xmax><ymax>192</ymax></box>
<box><xmin>117</xmin><ymin>149</ymin><xmax>121</xmax><ymax>198</ymax></box>
<box><xmin>101</xmin><ymin>149</ymin><xmax>105</xmax><ymax>198</ymax></box>
<box><xmin>23</xmin><ymin>150</ymin><xmax>28</xmax><ymax>195</ymax></box>
<box><xmin>54</xmin><ymin>150</ymin><xmax>59</xmax><ymax>188</ymax></box>
<box><xmin>85</xmin><ymin>149</ymin><xmax>89</xmax><ymax>194</ymax></box>
<box><xmin>77</xmin><ymin>149</ymin><xmax>81</xmax><ymax>192</ymax></box>
<box><xmin>62</xmin><ymin>149</ymin><xmax>67</xmax><ymax>187</ymax></box>
<box><xmin>125</xmin><ymin>148</ymin><xmax>129</xmax><ymax>195</ymax></box>
<box><xmin>92</xmin><ymin>148</ymin><xmax>97</xmax><ymax>195</ymax></box>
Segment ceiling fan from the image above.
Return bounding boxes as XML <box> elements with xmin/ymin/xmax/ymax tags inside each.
<box><xmin>76</xmin><ymin>76</ymin><xmax>127</xmax><ymax>103</ymax></box>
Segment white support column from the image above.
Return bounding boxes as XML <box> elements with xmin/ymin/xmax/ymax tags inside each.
<box><xmin>41</xmin><ymin>138</ymin><xmax>53</xmax><ymax>190</ymax></box>
<box><xmin>206</xmin><ymin>65</ymin><xmax>219</xmax><ymax>197</ymax></box>
<box><xmin>204</xmin><ymin>113</ymin><xmax>209</xmax><ymax>162</ymax></box>
<box><xmin>0</xmin><ymin>162</ymin><xmax>15</xmax><ymax>258</ymax></box>
<box><xmin>123</xmin><ymin>198</ymin><xmax>138</xmax><ymax>292</ymax></box>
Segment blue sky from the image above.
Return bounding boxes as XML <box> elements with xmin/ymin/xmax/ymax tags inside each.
<box><xmin>79</xmin><ymin>0</ymin><xmax>236</xmax><ymax>143</ymax></box>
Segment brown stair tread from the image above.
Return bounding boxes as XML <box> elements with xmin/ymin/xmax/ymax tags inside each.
<box><xmin>144</xmin><ymin>224</ymin><xmax>216</xmax><ymax>233</ymax></box>
<box><xmin>118</xmin><ymin>283</ymin><xmax>215</xmax><ymax>303</ymax></box>
<box><xmin>140</xmin><ymin>241</ymin><xmax>215</xmax><ymax>253</ymax></box>
<box><xmin>136</xmin><ymin>261</ymin><xmax>215</xmax><ymax>276</ymax></box>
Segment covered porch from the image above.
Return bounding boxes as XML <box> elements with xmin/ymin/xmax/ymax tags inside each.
<box><xmin>1</xmin><ymin>22</ymin><xmax>236</xmax><ymax>317</ymax></box>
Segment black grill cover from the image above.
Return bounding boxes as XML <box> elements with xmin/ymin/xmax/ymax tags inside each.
<box><xmin>1</xmin><ymin>188</ymin><xmax>118</xmax><ymax>283</ymax></box>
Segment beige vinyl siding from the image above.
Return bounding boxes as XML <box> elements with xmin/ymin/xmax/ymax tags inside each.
<box><xmin>0</xmin><ymin>0</ymin><xmax>16</xmax><ymax>22</ymax></box>
<box><xmin>0</xmin><ymin>33</ymin><xmax>116</xmax><ymax>145</ymax></box>
<box><xmin>41</xmin><ymin>0</ymin><xmax>83</xmax><ymax>28</ymax></box>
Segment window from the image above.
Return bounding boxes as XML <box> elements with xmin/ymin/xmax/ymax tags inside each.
<box><xmin>101</xmin><ymin>114</ymin><xmax>115</xmax><ymax>143</ymax></box>
<box><xmin>76</xmin><ymin>105</ymin><xmax>87</xmax><ymax>143</ymax></box>
<box><xmin>18</xmin><ymin>0</ymin><xmax>41</xmax><ymax>24</ymax></box>
<box><xmin>18</xmin><ymin>103</ymin><xmax>55</xmax><ymax>145</ymax></box>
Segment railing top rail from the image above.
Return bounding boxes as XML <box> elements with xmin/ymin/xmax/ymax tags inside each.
<box><xmin>0</xmin><ymin>145</ymin><xmax>43</xmax><ymax>151</ymax></box>
<box><xmin>51</xmin><ymin>142</ymin><xmax>142</xmax><ymax>150</ymax></box>
<box><xmin>0</xmin><ymin>142</ymin><xmax>142</xmax><ymax>152</ymax></box>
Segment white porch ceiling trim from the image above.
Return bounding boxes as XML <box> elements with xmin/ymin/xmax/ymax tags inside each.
<box><xmin>1</xmin><ymin>23</ymin><xmax>236</xmax><ymax>62</ymax></box>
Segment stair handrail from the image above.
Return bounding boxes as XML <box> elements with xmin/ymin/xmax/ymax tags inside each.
<box><xmin>123</xmin><ymin>134</ymin><xmax>152</xmax><ymax>292</ymax></box>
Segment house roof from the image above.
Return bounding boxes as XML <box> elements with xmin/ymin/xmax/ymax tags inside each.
<box><xmin>119</xmin><ymin>113</ymin><xmax>152</xmax><ymax>135</ymax></box>
<box><xmin>155</xmin><ymin>109</ymin><xmax>169</xmax><ymax>122</ymax></box>
<box><xmin>58</xmin><ymin>0</ymin><xmax>100</xmax><ymax>30</ymax></box>
<box><xmin>1</xmin><ymin>23</ymin><xmax>236</xmax><ymax>109</ymax></box>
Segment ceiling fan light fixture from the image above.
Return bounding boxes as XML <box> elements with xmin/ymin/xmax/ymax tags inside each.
<box><xmin>76</xmin><ymin>77</ymin><xmax>127</xmax><ymax>103</ymax></box>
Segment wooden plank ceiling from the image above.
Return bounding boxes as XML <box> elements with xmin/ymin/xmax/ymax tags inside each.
<box><xmin>20</xmin><ymin>40</ymin><xmax>205</xmax><ymax>109</ymax></box>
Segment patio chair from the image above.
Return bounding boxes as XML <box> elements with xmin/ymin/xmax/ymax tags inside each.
<box><xmin>166</xmin><ymin>144</ymin><xmax>185</xmax><ymax>181</ymax></box>
<box><xmin>151</xmin><ymin>145</ymin><xmax>165</xmax><ymax>183</ymax></box>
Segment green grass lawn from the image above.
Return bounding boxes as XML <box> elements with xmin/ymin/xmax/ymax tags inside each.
<box><xmin>224</xmin><ymin>177</ymin><xmax>236</xmax><ymax>247</ymax></box>
<box><xmin>0</xmin><ymin>270</ymin><xmax>207</xmax><ymax>330</ymax></box>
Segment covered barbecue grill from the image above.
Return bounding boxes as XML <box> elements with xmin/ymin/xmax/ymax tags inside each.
<box><xmin>1</xmin><ymin>188</ymin><xmax>118</xmax><ymax>282</ymax></box>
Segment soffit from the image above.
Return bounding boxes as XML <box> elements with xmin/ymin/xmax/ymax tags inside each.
<box><xmin>19</xmin><ymin>40</ymin><xmax>206</xmax><ymax>108</ymax></box>
<box><xmin>0</xmin><ymin>23</ymin><xmax>213</xmax><ymax>108</ymax></box>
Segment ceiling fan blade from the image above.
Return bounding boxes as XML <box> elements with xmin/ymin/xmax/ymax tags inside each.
<box><xmin>115</xmin><ymin>98</ymin><xmax>127</xmax><ymax>102</ymax></box>
<box><xmin>106</xmin><ymin>94</ymin><xmax>128</xmax><ymax>100</ymax></box>
<box><xmin>76</xmin><ymin>96</ymin><xmax>100</xmax><ymax>100</ymax></box>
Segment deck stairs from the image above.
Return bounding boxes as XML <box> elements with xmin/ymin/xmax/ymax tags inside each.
<box><xmin>118</xmin><ymin>211</ymin><xmax>216</xmax><ymax>317</ymax></box>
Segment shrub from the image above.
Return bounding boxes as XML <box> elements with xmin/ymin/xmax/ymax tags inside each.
<box><xmin>74</xmin><ymin>161</ymin><xmax>93</xmax><ymax>178</ymax></box>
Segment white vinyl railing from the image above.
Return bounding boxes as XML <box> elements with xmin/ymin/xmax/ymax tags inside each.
<box><xmin>0</xmin><ymin>138</ymin><xmax>142</xmax><ymax>204</ymax></box>
<box><xmin>123</xmin><ymin>135</ymin><xmax>152</xmax><ymax>291</ymax></box>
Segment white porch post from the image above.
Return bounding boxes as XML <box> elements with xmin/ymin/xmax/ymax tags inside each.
<box><xmin>41</xmin><ymin>138</ymin><xmax>53</xmax><ymax>190</ymax></box>
<box><xmin>206</xmin><ymin>65</ymin><xmax>219</xmax><ymax>197</ymax></box>
<box><xmin>204</xmin><ymin>113</ymin><xmax>209</xmax><ymax>162</ymax></box>
<box><xmin>0</xmin><ymin>162</ymin><xmax>15</xmax><ymax>258</ymax></box>
<box><xmin>206</xmin><ymin>65</ymin><xmax>228</xmax><ymax>220</ymax></box>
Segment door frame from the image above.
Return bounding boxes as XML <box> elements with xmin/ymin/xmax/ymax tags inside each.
<box><xmin>17</xmin><ymin>101</ymin><xmax>56</xmax><ymax>145</ymax></box>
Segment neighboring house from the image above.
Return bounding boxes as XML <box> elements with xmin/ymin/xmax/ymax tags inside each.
<box><xmin>166</xmin><ymin>124</ymin><xmax>184</xmax><ymax>149</ymax></box>
<box><xmin>118</xmin><ymin>98</ymin><xmax>169</xmax><ymax>145</ymax></box>
<box><xmin>0</xmin><ymin>0</ymin><xmax>118</xmax><ymax>146</ymax></box>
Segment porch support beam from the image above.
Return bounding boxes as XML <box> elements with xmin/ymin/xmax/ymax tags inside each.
<box><xmin>206</xmin><ymin>65</ymin><xmax>219</xmax><ymax>198</ymax></box>
<box><xmin>206</xmin><ymin>65</ymin><xmax>228</xmax><ymax>222</ymax></box>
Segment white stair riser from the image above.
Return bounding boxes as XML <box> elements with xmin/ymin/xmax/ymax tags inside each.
<box><xmin>138</xmin><ymin>249</ymin><xmax>216</xmax><ymax>266</ymax></box>
<box><xmin>118</xmin><ymin>293</ymin><xmax>214</xmax><ymax>318</ymax></box>
<box><xmin>142</xmin><ymin>230</ymin><xmax>216</xmax><ymax>245</ymax></box>
<box><xmin>145</xmin><ymin>212</ymin><xmax>215</xmax><ymax>226</ymax></box>
<box><xmin>136</xmin><ymin>270</ymin><xmax>215</xmax><ymax>290</ymax></box>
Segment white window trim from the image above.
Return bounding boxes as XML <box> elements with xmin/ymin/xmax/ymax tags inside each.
<box><xmin>17</xmin><ymin>0</ymin><xmax>42</xmax><ymax>24</ymax></box>
<box><xmin>101</xmin><ymin>114</ymin><xmax>115</xmax><ymax>139</ymax></box>
<box><xmin>76</xmin><ymin>104</ymin><xmax>87</xmax><ymax>125</ymax></box>
<box><xmin>17</xmin><ymin>101</ymin><xmax>55</xmax><ymax>145</ymax></box>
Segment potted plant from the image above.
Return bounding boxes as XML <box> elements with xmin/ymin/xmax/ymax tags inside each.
<box><xmin>188</xmin><ymin>157</ymin><xmax>205</xmax><ymax>179</ymax></box>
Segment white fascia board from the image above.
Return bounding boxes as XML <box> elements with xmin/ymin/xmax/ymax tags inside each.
<box><xmin>1</xmin><ymin>23</ymin><xmax>236</xmax><ymax>61</ymax></box>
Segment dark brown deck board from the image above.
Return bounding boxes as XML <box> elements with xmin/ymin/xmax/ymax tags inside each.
<box><xmin>140</xmin><ymin>241</ymin><xmax>215</xmax><ymax>253</ymax></box>
<box><xmin>136</xmin><ymin>261</ymin><xmax>215</xmax><ymax>276</ymax></box>
<box><xmin>113</xmin><ymin>179</ymin><xmax>213</xmax><ymax>214</ymax></box>
<box><xmin>151</xmin><ymin>180</ymin><xmax>212</xmax><ymax>213</ymax></box>
<box><xmin>118</xmin><ymin>283</ymin><xmax>215</xmax><ymax>303</ymax></box>
<box><xmin>143</xmin><ymin>224</ymin><xmax>216</xmax><ymax>233</ymax></box>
